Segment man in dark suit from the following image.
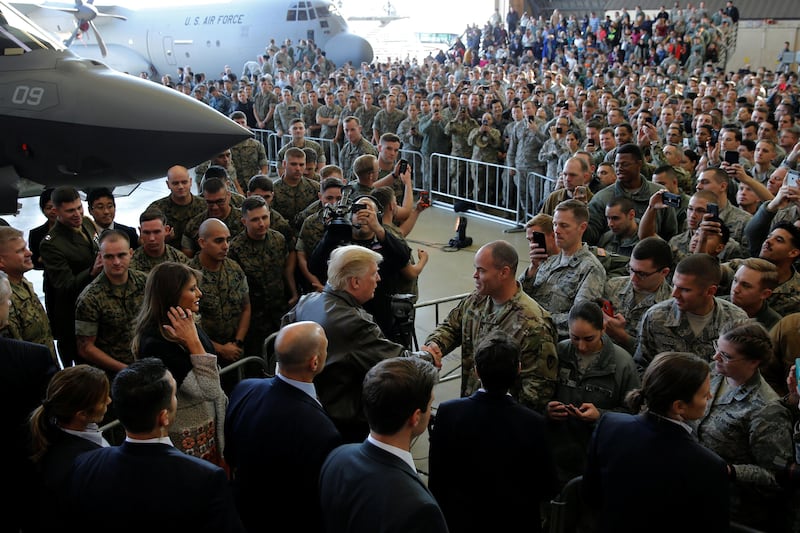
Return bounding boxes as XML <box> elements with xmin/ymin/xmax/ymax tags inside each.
<box><xmin>86</xmin><ymin>187</ymin><xmax>140</xmax><ymax>249</ymax></box>
<box><xmin>428</xmin><ymin>330</ymin><xmax>559</xmax><ymax>533</ymax></box>
<box><xmin>66</xmin><ymin>358</ymin><xmax>245</xmax><ymax>533</ymax></box>
<box><xmin>0</xmin><ymin>271</ymin><xmax>59</xmax><ymax>533</ymax></box>
<box><xmin>319</xmin><ymin>357</ymin><xmax>448</xmax><ymax>533</ymax></box>
<box><xmin>224</xmin><ymin>321</ymin><xmax>342</xmax><ymax>533</ymax></box>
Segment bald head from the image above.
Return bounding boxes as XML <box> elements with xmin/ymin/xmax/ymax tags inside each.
<box><xmin>275</xmin><ymin>321</ymin><xmax>328</xmax><ymax>378</ymax></box>
<box><xmin>198</xmin><ymin>218</ymin><xmax>228</xmax><ymax>239</ymax></box>
<box><xmin>167</xmin><ymin>165</ymin><xmax>189</xmax><ymax>179</ymax></box>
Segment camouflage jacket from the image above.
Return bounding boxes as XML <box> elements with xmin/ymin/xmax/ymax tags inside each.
<box><xmin>603</xmin><ymin>276</ymin><xmax>673</xmax><ymax>354</ymax></box>
<box><xmin>146</xmin><ymin>195</ymin><xmax>207</xmax><ymax>251</ymax></box>
<box><xmin>7</xmin><ymin>277</ymin><xmax>56</xmax><ymax>360</ymax></box>
<box><xmin>188</xmin><ymin>257</ymin><xmax>250</xmax><ymax>344</ymax></box>
<box><xmin>130</xmin><ymin>244</ymin><xmax>189</xmax><ymax>273</ymax></box>
<box><xmin>424</xmin><ymin>284</ymin><xmax>559</xmax><ymax>411</ymax></box>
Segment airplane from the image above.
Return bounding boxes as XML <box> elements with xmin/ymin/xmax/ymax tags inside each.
<box><xmin>0</xmin><ymin>1</ymin><xmax>252</xmax><ymax>215</ymax></box>
<box><xmin>12</xmin><ymin>0</ymin><xmax>375</xmax><ymax>79</ymax></box>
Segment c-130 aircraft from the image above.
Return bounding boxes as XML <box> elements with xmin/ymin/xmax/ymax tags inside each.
<box><xmin>13</xmin><ymin>0</ymin><xmax>375</xmax><ymax>78</ymax></box>
<box><xmin>0</xmin><ymin>1</ymin><xmax>254</xmax><ymax>215</ymax></box>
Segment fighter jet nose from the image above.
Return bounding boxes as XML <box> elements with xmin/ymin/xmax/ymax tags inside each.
<box><xmin>324</xmin><ymin>33</ymin><xmax>374</xmax><ymax>67</ymax></box>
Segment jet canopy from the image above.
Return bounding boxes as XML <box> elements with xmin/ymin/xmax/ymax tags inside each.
<box><xmin>0</xmin><ymin>1</ymin><xmax>65</xmax><ymax>54</ymax></box>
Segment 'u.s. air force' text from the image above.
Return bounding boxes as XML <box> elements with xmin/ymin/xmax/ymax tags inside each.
<box><xmin>185</xmin><ymin>15</ymin><xmax>245</xmax><ymax>26</ymax></box>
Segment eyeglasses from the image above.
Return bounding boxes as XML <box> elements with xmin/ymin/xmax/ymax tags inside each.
<box><xmin>712</xmin><ymin>340</ymin><xmax>743</xmax><ymax>363</ymax></box>
<box><xmin>626</xmin><ymin>265</ymin><xmax>660</xmax><ymax>278</ymax></box>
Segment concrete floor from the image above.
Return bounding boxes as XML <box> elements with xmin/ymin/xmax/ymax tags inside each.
<box><xmin>4</xmin><ymin>178</ymin><xmax>533</xmax><ymax>480</ymax></box>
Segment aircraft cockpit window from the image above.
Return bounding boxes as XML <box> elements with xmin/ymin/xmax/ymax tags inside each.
<box><xmin>0</xmin><ymin>5</ymin><xmax>62</xmax><ymax>55</ymax></box>
<box><xmin>308</xmin><ymin>8</ymin><xmax>316</xmax><ymax>19</ymax></box>
<box><xmin>315</xmin><ymin>6</ymin><xmax>332</xmax><ymax>18</ymax></box>
<box><xmin>297</xmin><ymin>9</ymin><xmax>308</xmax><ymax>20</ymax></box>
<box><xmin>286</xmin><ymin>9</ymin><xmax>296</xmax><ymax>21</ymax></box>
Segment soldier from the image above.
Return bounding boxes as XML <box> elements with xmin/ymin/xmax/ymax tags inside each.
<box><xmin>277</xmin><ymin>118</ymin><xmax>326</xmax><ymax>171</ymax></box>
<box><xmin>634</xmin><ymin>253</ymin><xmax>749</xmax><ymax>374</ymax></box>
<box><xmin>296</xmin><ymin>177</ymin><xmax>345</xmax><ymax>293</ymax></box>
<box><xmin>253</xmin><ymin>76</ymin><xmax>278</xmax><ymax>130</ymax></box>
<box><xmin>723</xmin><ymin>258</ymin><xmax>782</xmax><ymax>330</ymax></box>
<box><xmin>422</xmin><ymin>240</ymin><xmax>558</xmax><ymax>411</ymax></box>
<box><xmin>246</xmin><ymin>175</ymin><xmax>296</xmax><ymax>254</ymax></box>
<box><xmin>271</xmin><ymin>147</ymin><xmax>320</xmax><ymax>230</ymax></box>
<box><xmin>40</xmin><ymin>186</ymin><xmax>103</xmax><ymax>367</ymax></box>
<box><xmin>85</xmin><ymin>188</ymin><xmax>139</xmax><ymax>249</ymax></box>
<box><xmin>302</xmin><ymin>88</ymin><xmax>323</xmax><ymax>138</ymax></box>
<box><xmin>371</xmin><ymin>94</ymin><xmax>406</xmax><ymax>144</ymax></box>
<box><xmin>507</xmin><ymin>99</ymin><xmax>547</xmax><ymax>217</ymax></box>
<box><xmin>468</xmin><ymin>112</ymin><xmax>503</xmax><ymax>203</ymax></box>
<box><xmin>188</xmin><ymin>218</ymin><xmax>251</xmax><ymax>365</ymax></box>
<box><xmin>444</xmin><ymin>106</ymin><xmax>478</xmax><ymax>195</ymax></box>
<box><xmin>396</xmin><ymin>103</ymin><xmax>422</xmax><ymax>154</ymax></box>
<box><xmin>274</xmin><ymin>88</ymin><xmax>302</xmax><ymax>138</ymax></box>
<box><xmin>316</xmin><ymin>91</ymin><xmax>342</xmax><ymax>166</ymax></box>
<box><xmin>338</xmin><ymin>116</ymin><xmax>378</xmax><ymax>182</ymax></box>
<box><xmin>597</xmin><ymin>196</ymin><xmax>640</xmax><ymax>257</ymax></box>
<box><xmin>181</xmin><ymin>176</ymin><xmax>245</xmax><ymax>258</ymax></box>
<box><xmin>602</xmin><ymin>237</ymin><xmax>674</xmax><ymax>355</ymax></box>
<box><xmin>354</xmin><ymin>92</ymin><xmax>380</xmax><ymax>143</ymax></box>
<box><xmin>419</xmin><ymin>95</ymin><xmax>451</xmax><ymax>191</ymax></box>
<box><xmin>229</xmin><ymin>111</ymin><xmax>268</xmax><ymax>191</ymax></box>
<box><xmin>229</xmin><ymin>196</ymin><xmax>296</xmax><ymax>357</ymax></box>
<box><xmin>75</xmin><ymin>229</ymin><xmax>147</xmax><ymax>377</ymax></box>
<box><xmin>349</xmin><ymin>154</ymin><xmax>379</xmax><ymax>197</ymax></box>
<box><xmin>194</xmin><ymin>149</ymin><xmax>242</xmax><ymax>195</ymax></box>
<box><xmin>130</xmin><ymin>209</ymin><xmax>189</xmax><ymax>273</ymax></box>
<box><xmin>0</xmin><ymin>227</ymin><xmax>56</xmax><ymax>361</ymax></box>
<box><xmin>145</xmin><ymin>165</ymin><xmax>207</xmax><ymax>251</ymax></box>
<box><xmin>521</xmin><ymin>199</ymin><xmax>607</xmax><ymax>339</ymax></box>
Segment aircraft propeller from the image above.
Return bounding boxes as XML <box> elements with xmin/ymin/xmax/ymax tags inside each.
<box><xmin>42</xmin><ymin>0</ymin><xmax>126</xmax><ymax>57</ymax></box>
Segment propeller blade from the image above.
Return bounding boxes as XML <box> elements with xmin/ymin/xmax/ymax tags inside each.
<box><xmin>64</xmin><ymin>24</ymin><xmax>80</xmax><ymax>47</ymax></box>
<box><xmin>89</xmin><ymin>20</ymin><xmax>107</xmax><ymax>57</ymax></box>
<box><xmin>96</xmin><ymin>13</ymin><xmax>128</xmax><ymax>21</ymax></box>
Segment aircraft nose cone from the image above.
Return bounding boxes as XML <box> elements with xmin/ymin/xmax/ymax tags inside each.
<box><xmin>324</xmin><ymin>33</ymin><xmax>373</xmax><ymax>66</ymax></box>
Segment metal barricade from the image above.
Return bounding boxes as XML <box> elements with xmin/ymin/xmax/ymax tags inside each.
<box><xmin>398</xmin><ymin>148</ymin><xmax>426</xmax><ymax>191</ymax></box>
<box><xmin>253</xmin><ymin>128</ymin><xmax>281</xmax><ymax>176</ymax></box>
<box><xmin>428</xmin><ymin>153</ymin><xmax>520</xmax><ymax>226</ymax></box>
<box><xmin>306</xmin><ymin>135</ymin><xmax>338</xmax><ymax>169</ymax></box>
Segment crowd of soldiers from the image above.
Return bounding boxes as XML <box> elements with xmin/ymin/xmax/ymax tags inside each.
<box><xmin>3</xmin><ymin>2</ymin><xmax>800</xmax><ymax>531</ymax></box>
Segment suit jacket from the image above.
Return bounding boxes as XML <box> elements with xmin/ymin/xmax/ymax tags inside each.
<box><xmin>583</xmin><ymin>412</ymin><xmax>730</xmax><ymax>533</ymax></box>
<box><xmin>0</xmin><ymin>338</ymin><xmax>58</xmax><ymax>533</ymax></box>
<box><xmin>428</xmin><ymin>391</ymin><xmax>558</xmax><ymax>533</ymax></box>
<box><xmin>67</xmin><ymin>441</ymin><xmax>244</xmax><ymax>533</ymax></box>
<box><xmin>224</xmin><ymin>376</ymin><xmax>342</xmax><ymax>533</ymax></box>
<box><xmin>319</xmin><ymin>441</ymin><xmax>449</xmax><ymax>533</ymax></box>
<box><xmin>111</xmin><ymin>221</ymin><xmax>140</xmax><ymax>249</ymax></box>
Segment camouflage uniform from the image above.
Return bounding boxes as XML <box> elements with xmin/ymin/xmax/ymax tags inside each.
<box><xmin>254</xmin><ymin>91</ymin><xmax>278</xmax><ymax>129</ymax></box>
<box><xmin>419</xmin><ymin>114</ymin><xmax>451</xmax><ymax>191</ymax></box>
<box><xmin>229</xmin><ymin>229</ymin><xmax>289</xmax><ymax>356</ymax></box>
<box><xmin>181</xmin><ymin>205</ymin><xmax>244</xmax><ymax>256</ymax></box>
<box><xmin>719</xmin><ymin>203</ymin><xmax>752</xmax><ymax>251</ymax></box>
<box><xmin>354</xmin><ymin>105</ymin><xmax>380</xmax><ymax>138</ymax></box>
<box><xmin>424</xmin><ymin>284</ymin><xmax>559</xmax><ymax>411</ymax></box>
<box><xmin>586</xmin><ymin>179</ymin><xmax>678</xmax><ymax>245</ymax></box>
<box><xmin>269</xmin><ymin>207</ymin><xmax>296</xmax><ymax>251</ymax></box>
<box><xmin>597</xmin><ymin>230</ymin><xmax>640</xmax><ymax>257</ymax></box>
<box><xmin>146</xmin><ymin>195</ymin><xmax>207</xmax><ymax>251</ymax></box>
<box><xmin>506</xmin><ymin>120</ymin><xmax>547</xmax><ymax>214</ymax></box>
<box><xmin>302</xmin><ymin>102</ymin><xmax>322</xmax><ymax>137</ymax></box>
<box><xmin>273</xmin><ymin>101</ymin><xmax>302</xmax><ymax>135</ymax></box>
<box><xmin>130</xmin><ymin>245</ymin><xmax>189</xmax><ymax>273</ymax></box>
<box><xmin>603</xmin><ymin>276</ymin><xmax>673</xmax><ymax>354</ymax></box>
<box><xmin>338</xmin><ymin>137</ymin><xmax>378</xmax><ymax>181</ymax></box>
<box><xmin>669</xmin><ymin>229</ymin><xmax>745</xmax><ymax>266</ymax></box>
<box><xmin>347</xmin><ymin>180</ymin><xmax>374</xmax><ymax>197</ymax></box>
<box><xmin>633</xmin><ymin>297</ymin><xmax>749</xmax><ymax>372</ymax></box>
<box><xmin>74</xmin><ymin>269</ymin><xmax>148</xmax><ymax>368</ymax></box>
<box><xmin>444</xmin><ymin>117</ymin><xmax>478</xmax><ymax>195</ymax></box>
<box><xmin>230</xmin><ymin>137</ymin><xmax>268</xmax><ymax>191</ymax></box>
<box><xmin>397</xmin><ymin>117</ymin><xmax>422</xmax><ymax>152</ymax></box>
<box><xmin>694</xmin><ymin>370</ymin><xmax>794</xmax><ymax>529</ymax></box>
<box><xmin>7</xmin><ymin>277</ymin><xmax>56</xmax><ymax>361</ymax></box>
<box><xmin>193</xmin><ymin>161</ymin><xmax>239</xmax><ymax>193</ymax></box>
<box><xmin>296</xmin><ymin>211</ymin><xmax>325</xmax><ymax>254</ymax></box>
<box><xmin>317</xmin><ymin>103</ymin><xmax>342</xmax><ymax>164</ymax></box>
<box><xmin>188</xmin><ymin>256</ymin><xmax>250</xmax><ymax>347</ymax></box>
<box><xmin>468</xmin><ymin>126</ymin><xmax>503</xmax><ymax>202</ymax></box>
<box><xmin>521</xmin><ymin>244</ymin><xmax>607</xmax><ymax>338</ymax></box>
<box><xmin>277</xmin><ymin>138</ymin><xmax>326</xmax><ymax>167</ymax></box>
<box><xmin>372</xmin><ymin>108</ymin><xmax>407</xmax><ymax>139</ymax></box>
<box><xmin>588</xmin><ymin>245</ymin><xmax>631</xmax><ymax>278</ymax></box>
<box><xmin>271</xmin><ymin>177</ymin><xmax>320</xmax><ymax>230</ymax></box>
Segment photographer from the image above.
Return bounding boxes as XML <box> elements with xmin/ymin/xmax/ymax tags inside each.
<box><xmin>308</xmin><ymin>195</ymin><xmax>411</xmax><ymax>343</ymax></box>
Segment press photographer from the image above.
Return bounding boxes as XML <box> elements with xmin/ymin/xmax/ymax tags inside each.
<box><xmin>309</xmin><ymin>194</ymin><xmax>412</xmax><ymax>344</ymax></box>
